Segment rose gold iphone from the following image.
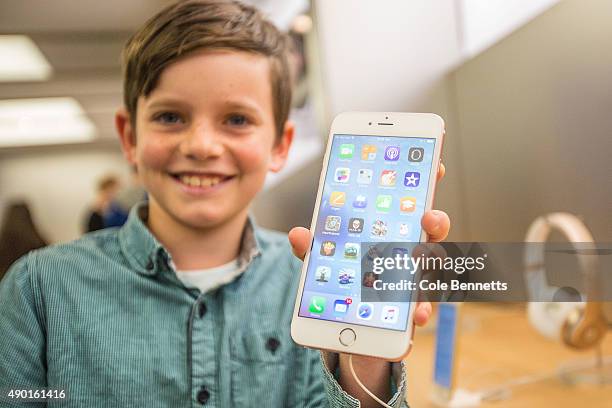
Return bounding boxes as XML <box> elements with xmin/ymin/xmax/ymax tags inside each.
<box><xmin>291</xmin><ymin>112</ymin><xmax>444</xmax><ymax>361</ymax></box>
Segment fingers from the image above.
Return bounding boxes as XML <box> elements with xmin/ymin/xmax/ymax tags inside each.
<box><xmin>428</xmin><ymin>162</ymin><xmax>447</xmax><ymax>240</ymax></box>
<box><xmin>413</xmin><ymin>302</ymin><xmax>432</xmax><ymax>326</ymax></box>
<box><xmin>421</xmin><ymin>210</ymin><xmax>450</xmax><ymax>242</ymax></box>
<box><xmin>437</xmin><ymin>162</ymin><xmax>446</xmax><ymax>181</ymax></box>
<box><xmin>288</xmin><ymin>227</ymin><xmax>312</xmax><ymax>261</ymax></box>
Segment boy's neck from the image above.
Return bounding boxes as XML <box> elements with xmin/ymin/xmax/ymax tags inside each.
<box><xmin>146</xmin><ymin>200</ymin><xmax>249</xmax><ymax>271</ymax></box>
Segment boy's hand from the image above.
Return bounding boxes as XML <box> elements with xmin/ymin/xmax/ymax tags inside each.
<box><xmin>288</xmin><ymin>163</ymin><xmax>449</xmax><ymax>327</ymax></box>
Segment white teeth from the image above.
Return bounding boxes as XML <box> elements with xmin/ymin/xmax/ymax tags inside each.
<box><xmin>179</xmin><ymin>175</ymin><xmax>223</xmax><ymax>188</ymax></box>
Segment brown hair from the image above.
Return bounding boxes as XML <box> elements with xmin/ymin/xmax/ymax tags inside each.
<box><xmin>121</xmin><ymin>0</ymin><xmax>292</xmax><ymax>138</ymax></box>
<box><xmin>0</xmin><ymin>201</ymin><xmax>47</xmax><ymax>279</ymax></box>
<box><xmin>97</xmin><ymin>174</ymin><xmax>119</xmax><ymax>192</ymax></box>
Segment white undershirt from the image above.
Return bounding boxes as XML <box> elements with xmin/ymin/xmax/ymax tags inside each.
<box><xmin>174</xmin><ymin>259</ymin><xmax>241</xmax><ymax>293</ymax></box>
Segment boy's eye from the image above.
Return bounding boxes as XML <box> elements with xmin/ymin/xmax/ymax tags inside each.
<box><xmin>226</xmin><ymin>114</ymin><xmax>250</xmax><ymax>127</ymax></box>
<box><xmin>153</xmin><ymin>112</ymin><xmax>184</xmax><ymax>124</ymax></box>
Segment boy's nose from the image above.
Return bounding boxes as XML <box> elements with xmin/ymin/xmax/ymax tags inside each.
<box><xmin>179</xmin><ymin>125</ymin><xmax>224</xmax><ymax>160</ymax></box>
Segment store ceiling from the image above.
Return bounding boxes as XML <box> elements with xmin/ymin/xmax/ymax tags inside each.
<box><xmin>0</xmin><ymin>0</ymin><xmax>173</xmax><ymax>150</ymax></box>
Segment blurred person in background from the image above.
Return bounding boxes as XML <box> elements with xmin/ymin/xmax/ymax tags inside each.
<box><xmin>110</xmin><ymin>166</ymin><xmax>147</xmax><ymax>226</ymax></box>
<box><xmin>83</xmin><ymin>174</ymin><xmax>121</xmax><ymax>232</ymax></box>
<box><xmin>0</xmin><ymin>201</ymin><xmax>48</xmax><ymax>281</ymax></box>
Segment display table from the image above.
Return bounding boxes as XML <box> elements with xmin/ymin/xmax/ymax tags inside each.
<box><xmin>404</xmin><ymin>303</ymin><xmax>612</xmax><ymax>407</ymax></box>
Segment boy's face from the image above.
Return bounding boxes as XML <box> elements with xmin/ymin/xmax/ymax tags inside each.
<box><xmin>116</xmin><ymin>50</ymin><xmax>293</xmax><ymax>229</ymax></box>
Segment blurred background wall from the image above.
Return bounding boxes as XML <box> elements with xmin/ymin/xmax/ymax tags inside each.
<box><xmin>1</xmin><ymin>0</ymin><xmax>610</xmax><ymax>245</ymax></box>
<box><xmin>451</xmin><ymin>0</ymin><xmax>612</xmax><ymax>241</ymax></box>
<box><xmin>0</xmin><ymin>149</ymin><xmax>130</xmax><ymax>242</ymax></box>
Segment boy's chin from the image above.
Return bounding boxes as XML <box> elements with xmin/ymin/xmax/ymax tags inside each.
<box><xmin>174</xmin><ymin>207</ymin><xmax>241</xmax><ymax>230</ymax></box>
<box><xmin>150</xmin><ymin>195</ymin><xmax>249</xmax><ymax>231</ymax></box>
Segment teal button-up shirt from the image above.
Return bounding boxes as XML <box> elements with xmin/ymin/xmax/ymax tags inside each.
<box><xmin>0</xmin><ymin>204</ymin><xmax>406</xmax><ymax>407</ymax></box>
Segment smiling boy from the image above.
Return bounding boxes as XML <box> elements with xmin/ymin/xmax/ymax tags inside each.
<box><xmin>0</xmin><ymin>1</ymin><xmax>450</xmax><ymax>407</ymax></box>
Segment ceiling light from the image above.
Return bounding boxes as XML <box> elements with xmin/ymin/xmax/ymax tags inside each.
<box><xmin>0</xmin><ymin>35</ymin><xmax>52</xmax><ymax>82</ymax></box>
<box><xmin>0</xmin><ymin>97</ymin><xmax>96</xmax><ymax>147</ymax></box>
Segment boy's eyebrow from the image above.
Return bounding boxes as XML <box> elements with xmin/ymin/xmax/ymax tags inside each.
<box><xmin>145</xmin><ymin>97</ymin><xmax>191</xmax><ymax>111</ymax></box>
<box><xmin>221</xmin><ymin>99</ymin><xmax>265</xmax><ymax>116</ymax></box>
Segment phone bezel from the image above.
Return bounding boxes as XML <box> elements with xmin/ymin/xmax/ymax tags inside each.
<box><xmin>290</xmin><ymin>111</ymin><xmax>445</xmax><ymax>361</ymax></box>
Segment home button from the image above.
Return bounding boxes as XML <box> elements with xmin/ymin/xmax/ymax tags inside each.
<box><xmin>339</xmin><ymin>328</ymin><xmax>356</xmax><ymax>346</ymax></box>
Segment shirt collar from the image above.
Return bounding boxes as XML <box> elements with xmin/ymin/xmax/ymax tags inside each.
<box><xmin>118</xmin><ymin>203</ymin><xmax>261</xmax><ymax>277</ymax></box>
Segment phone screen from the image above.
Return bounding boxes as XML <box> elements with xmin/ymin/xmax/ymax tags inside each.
<box><xmin>298</xmin><ymin>133</ymin><xmax>438</xmax><ymax>331</ymax></box>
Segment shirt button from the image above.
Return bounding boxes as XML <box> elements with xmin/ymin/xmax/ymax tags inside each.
<box><xmin>266</xmin><ymin>337</ymin><xmax>280</xmax><ymax>354</ymax></box>
<box><xmin>198</xmin><ymin>302</ymin><xmax>207</xmax><ymax>318</ymax></box>
<box><xmin>146</xmin><ymin>259</ymin><xmax>154</xmax><ymax>270</ymax></box>
<box><xmin>197</xmin><ymin>388</ymin><xmax>210</xmax><ymax>405</ymax></box>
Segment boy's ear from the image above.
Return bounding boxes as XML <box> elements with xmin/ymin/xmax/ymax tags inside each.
<box><xmin>115</xmin><ymin>108</ymin><xmax>137</xmax><ymax>166</ymax></box>
<box><xmin>269</xmin><ymin>120</ymin><xmax>295</xmax><ymax>173</ymax></box>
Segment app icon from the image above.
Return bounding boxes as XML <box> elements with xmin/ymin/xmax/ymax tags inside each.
<box><xmin>329</xmin><ymin>191</ymin><xmax>346</xmax><ymax>207</ymax></box>
<box><xmin>408</xmin><ymin>147</ymin><xmax>424</xmax><ymax>162</ymax></box>
<box><xmin>344</xmin><ymin>243</ymin><xmax>360</xmax><ymax>260</ymax></box>
<box><xmin>384</xmin><ymin>146</ymin><xmax>400</xmax><ymax>161</ymax></box>
<box><xmin>400</xmin><ymin>197</ymin><xmax>416</xmax><ymax>213</ymax></box>
<box><xmin>361</xmin><ymin>145</ymin><xmax>377</xmax><ymax>161</ymax></box>
<box><xmin>334</xmin><ymin>167</ymin><xmax>351</xmax><ymax>183</ymax></box>
<box><xmin>380</xmin><ymin>170</ymin><xmax>397</xmax><ymax>186</ymax></box>
<box><xmin>404</xmin><ymin>171</ymin><xmax>420</xmax><ymax>187</ymax></box>
<box><xmin>320</xmin><ymin>241</ymin><xmax>336</xmax><ymax>256</ymax></box>
<box><xmin>375</xmin><ymin>195</ymin><xmax>392</xmax><ymax>212</ymax></box>
<box><xmin>334</xmin><ymin>299</ymin><xmax>350</xmax><ymax>315</ymax></box>
<box><xmin>309</xmin><ymin>296</ymin><xmax>326</xmax><ymax>314</ymax></box>
<box><xmin>352</xmin><ymin>194</ymin><xmax>367</xmax><ymax>209</ymax></box>
<box><xmin>324</xmin><ymin>215</ymin><xmax>341</xmax><ymax>232</ymax></box>
<box><xmin>348</xmin><ymin>217</ymin><xmax>364</xmax><ymax>233</ymax></box>
<box><xmin>357</xmin><ymin>303</ymin><xmax>374</xmax><ymax>320</ymax></box>
<box><xmin>357</xmin><ymin>169</ymin><xmax>373</xmax><ymax>184</ymax></box>
<box><xmin>315</xmin><ymin>266</ymin><xmax>331</xmax><ymax>282</ymax></box>
<box><xmin>371</xmin><ymin>220</ymin><xmax>388</xmax><ymax>237</ymax></box>
<box><xmin>399</xmin><ymin>223</ymin><xmax>410</xmax><ymax>236</ymax></box>
<box><xmin>362</xmin><ymin>272</ymin><xmax>377</xmax><ymax>288</ymax></box>
<box><xmin>339</xmin><ymin>144</ymin><xmax>354</xmax><ymax>159</ymax></box>
<box><xmin>381</xmin><ymin>306</ymin><xmax>400</xmax><ymax>324</ymax></box>
<box><xmin>365</xmin><ymin>245</ymin><xmax>383</xmax><ymax>262</ymax></box>
<box><xmin>391</xmin><ymin>248</ymin><xmax>414</xmax><ymax>273</ymax></box>
<box><xmin>338</xmin><ymin>268</ymin><xmax>356</xmax><ymax>285</ymax></box>
<box><xmin>392</xmin><ymin>247</ymin><xmax>409</xmax><ymax>258</ymax></box>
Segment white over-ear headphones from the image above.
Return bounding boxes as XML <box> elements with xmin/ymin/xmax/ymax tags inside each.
<box><xmin>524</xmin><ymin>213</ymin><xmax>607</xmax><ymax>349</ymax></box>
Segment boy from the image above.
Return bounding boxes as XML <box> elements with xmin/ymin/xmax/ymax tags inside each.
<box><xmin>0</xmin><ymin>1</ymin><xmax>450</xmax><ymax>407</ymax></box>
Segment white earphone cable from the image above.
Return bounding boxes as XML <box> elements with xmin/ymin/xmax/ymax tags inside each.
<box><xmin>348</xmin><ymin>354</ymin><xmax>394</xmax><ymax>408</ymax></box>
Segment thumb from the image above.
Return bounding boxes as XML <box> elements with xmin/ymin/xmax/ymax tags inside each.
<box><xmin>288</xmin><ymin>227</ymin><xmax>312</xmax><ymax>261</ymax></box>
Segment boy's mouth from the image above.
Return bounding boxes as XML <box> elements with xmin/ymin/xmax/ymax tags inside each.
<box><xmin>169</xmin><ymin>172</ymin><xmax>235</xmax><ymax>189</ymax></box>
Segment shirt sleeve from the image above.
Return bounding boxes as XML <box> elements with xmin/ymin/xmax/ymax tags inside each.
<box><xmin>317</xmin><ymin>351</ymin><xmax>408</xmax><ymax>408</ymax></box>
<box><xmin>0</xmin><ymin>254</ymin><xmax>47</xmax><ymax>407</ymax></box>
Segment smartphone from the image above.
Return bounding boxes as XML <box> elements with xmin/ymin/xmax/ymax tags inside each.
<box><xmin>291</xmin><ymin>112</ymin><xmax>444</xmax><ymax>360</ymax></box>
